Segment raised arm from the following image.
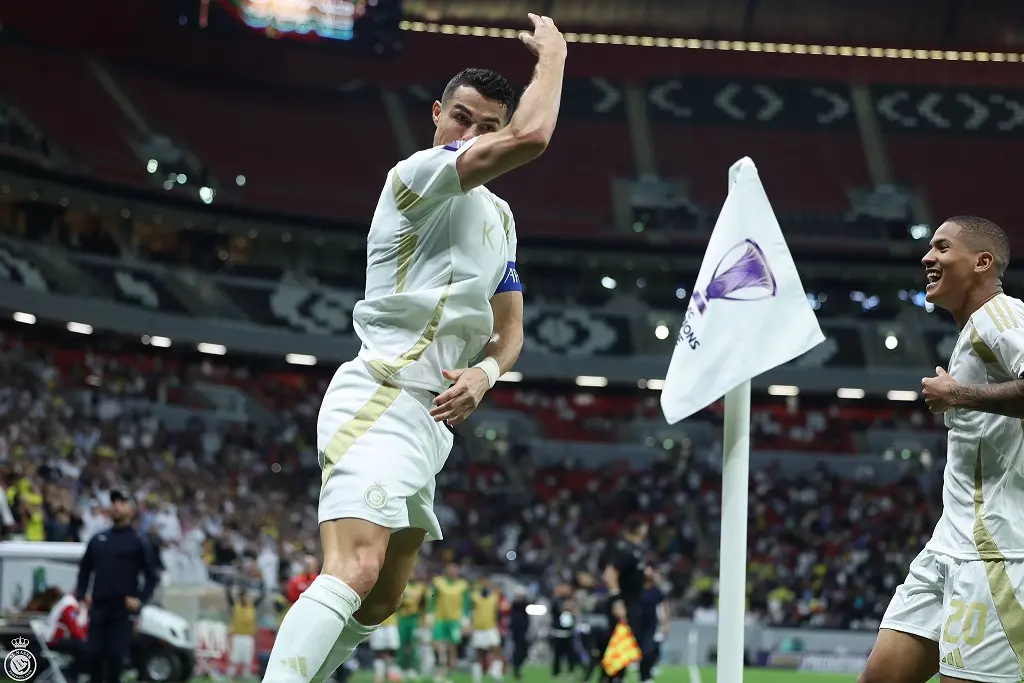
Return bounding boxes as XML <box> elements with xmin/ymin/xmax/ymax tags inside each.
<box><xmin>455</xmin><ymin>14</ymin><xmax>566</xmax><ymax>192</ymax></box>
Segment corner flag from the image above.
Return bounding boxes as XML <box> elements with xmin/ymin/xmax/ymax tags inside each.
<box><xmin>660</xmin><ymin>157</ymin><xmax>825</xmax><ymax>424</ymax></box>
<box><xmin>660</xmin><ymin>157</ymin><xmax>824</xmax><ymax>683</ymax></box>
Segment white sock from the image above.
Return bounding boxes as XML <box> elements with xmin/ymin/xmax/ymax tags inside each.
<box><xmin>262</xmin><ymin>575</ymin><xmax>361</xmax><ymax>683</ymax></box>
<box><xmin>374</xmin><ymin>658</ymin><xmax>387</xmax><ymax>681</ymax></box>
<box><xmin>472</xmin><ymin>662</ymin><xmax>483</xmax><ymax>683</ymax></box>
<box><xmin>489</xmin><ymin>659</ymin><xmax>503</xmax><ymax>680</ymax></box>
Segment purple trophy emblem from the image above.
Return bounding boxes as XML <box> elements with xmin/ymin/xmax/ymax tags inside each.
<box><xmin>692</xmin><ymin>239</ymin><xmax>777</xmax><ymax>315</ymax></box>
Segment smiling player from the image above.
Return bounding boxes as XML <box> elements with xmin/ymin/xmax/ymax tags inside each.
<box><xmin>860</xmin><ymin>216</ymin><xmax>1024</xmax><ymax>683</ymax></box>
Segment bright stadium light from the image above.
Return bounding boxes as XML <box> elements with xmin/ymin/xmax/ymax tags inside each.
<box><xmin>600</xmin><ymin>276</ymin><xmax>617</xmax><ymax>290</ymax></box>
<box><xmin>654</xmin><ymin>324</ymin><xmax>670</xmax><ymax>340</ymax></box>
<box><xmin>575</xmin><ymin>375</ymin><xmax>608</xmax><ymax>388</ymax></box>
<box><xmin>67</xmin><ymin>322</ymin><xmax>93</xmax><ymax>335</ymax></box>
<box><xmin>525</xmin><ymin>604</ymin><xmax>547</xmax><ymax>617</ymax></box>
<box><xmin>286</xmin><ymin>353</ymin><xmax>317</xmax><ymax>366</ymax></box>
<box><xmin>887</xmin><ymin>390</ymin><xmax>918</xmax><ymax>401</ymax></box>
<box><xmin>645</xmin><ymin>378</ymin><xmax>665</xmax><ymax>391</ymax></box>
<box><xmin>12</xmin><ymin>312</ymin><xmax>35</xmax><ymax>324</ymax></box>
<box><xmin>150</xmin><ymin>335</ymin><xmax>172</xmax><ymax>348</ymax></box>
<box><xmin>885</xmin><ymin>334</ymin><xmax>899</xmax><ymax>349</ymax></box>
<box><xmin>498</xmin><ymin>371</ymin><xmax>522</xmax><ymax>382</ymax></box>
<box><xmin>767</xmin><ymin>384</ymin><xmax>799</xmax><ymax>396</ymax></box>
<box><xmin>197</xmin><ymin>342</ymin><xmax>227</xmax><ymax>355</ymax></box>
<box><xmin>837</xmin><ymin>387</ymin><xmax>865</xmax><ymax>399</ymax></box>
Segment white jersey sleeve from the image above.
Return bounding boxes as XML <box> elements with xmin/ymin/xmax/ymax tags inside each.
<box><xmin>393</xmin><ymin>137</ymin><xmax>479</xmax><ymax>219</ymax></box>
<box><xmin>986</xmin><ymin>311</ymin><xmax>1024</xmax><ymax>379</ymax></box>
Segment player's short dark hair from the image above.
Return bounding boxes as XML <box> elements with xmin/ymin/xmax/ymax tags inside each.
<box><xmin>623</xmin><ymin>514</ymin><xmax>647</xmax><ymax>535</ymax></box>
<box><xmin>441</xmin><ymin>68</ymin><xmax>517</xmax><ymax>117</ymax></box>
<box><xmin>948</xmin><ymin>215</ymin><xmax>1011</xmax><ymax>278</ymax></box>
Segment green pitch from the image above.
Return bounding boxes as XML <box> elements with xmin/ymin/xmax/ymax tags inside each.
<box><xmin>181</xmin><ymin>665</ymin><xmax>859</xmax><ymax>683</ymax></box>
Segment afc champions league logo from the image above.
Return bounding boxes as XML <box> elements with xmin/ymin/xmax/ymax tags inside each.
<box><xmin>678</xmin><ymin>239</ymin><xmax>778</xmax><ymax>350</ymax></box>
<box><xmin>4</xmin><ymin>637</ymin><xmax>37</xmax><ymax>681</ymax></box>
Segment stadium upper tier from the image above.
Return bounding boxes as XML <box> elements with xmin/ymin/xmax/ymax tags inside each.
<box><xmin>3</xmin><ymin>37</ymin><xmax>1024</xmax><ymax>241</ymax></box>
<box><xmin>0</xmin><ymin>224</ymin><xmax>960</xmax><ymax>387</ymax></box>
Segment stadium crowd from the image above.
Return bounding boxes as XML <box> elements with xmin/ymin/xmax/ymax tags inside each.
<box><xmin>0</xmin><ymin>329</ymin><xmax>942</xmax><ymax>630</ymax></box>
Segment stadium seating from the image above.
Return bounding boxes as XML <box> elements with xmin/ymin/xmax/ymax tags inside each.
<box><xmin>107</xmin><ymin>64</ymin><xmax>396</xmax><ymax>219</ymax></box>
<box><xmin>0</xmin><ymin>41</ymin><xmax>146</xmax><ymax>187</ymax></box>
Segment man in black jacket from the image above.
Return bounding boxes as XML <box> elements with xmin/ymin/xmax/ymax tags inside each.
<box><xmin>75</xmin><ymin>486</ymin><xmax>160</xmax><ymax>683</ymax></box>
<box><xmin>508</xmin><ymin>589</ymin><xmax>530</xmax><ymax>680</ymax></box>
<box><xmin>548</xmin><ymin>583</ymin><xmax>578</xmax><ymax>678</ymax></box>
<box><xmin>599</xmin><ymin>515</ymin><xmax>649</xmax><ymax>683</ymax></box>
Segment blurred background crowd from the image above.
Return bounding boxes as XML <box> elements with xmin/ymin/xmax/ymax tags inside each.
<box><xmin>0</xmin><ymin>0</ymin><xmax>1017</xmax><ymax>653</ymax></box>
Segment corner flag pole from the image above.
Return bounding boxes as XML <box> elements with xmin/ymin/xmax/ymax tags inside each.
<box><xmin>718</xmin><ymin>381</ymin><xmax>751</xmax><ymax>683</ymax></box>
<box><xmin>659</xmin><ymin>157</ymin><xmax>825</xmax><ymax>683</ymax></box>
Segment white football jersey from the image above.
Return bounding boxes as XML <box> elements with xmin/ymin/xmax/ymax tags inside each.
<box><xmin>926</xmin><ymin>293</ymin><xmax>1024</xmax><ymax>560</ymax></box>
<box><xmin>352</xmin><ymin>137</ymin><xmax>519</xmax><ymax>394</ymax></box>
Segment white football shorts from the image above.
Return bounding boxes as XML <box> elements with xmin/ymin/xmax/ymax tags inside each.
<box><xmin>370</xmin><ymin>625</ymin><xmax>401</xmax><ymax>652</ymax></box>
<box><xmin>880</xmin><ymin>547</ymin><xmax>1024</xmax><ymax>683</ymax></box>
<box><xmin>229</xmin><ymin>634</ymin><xmax>255</xmax><ymax>667</ymax></box>
<box><xmin>317</xmin><ymin>360</ymin><xmax>454</xmax><ymax>540</ymax></box>
<box><xmin>470</xmin><ymin>628</ymin><xmax>502</xmax><ymax>650</ymax></box>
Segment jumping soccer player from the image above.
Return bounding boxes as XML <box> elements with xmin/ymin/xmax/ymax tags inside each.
<box><xmin>860</xmin><ymin>216</ymin><xmax>1024</xmax><ymax>683</ymax></box>
<box><xmin>261</xmin><ymin>14</ymin><xmax>566</xmax><ymax>682</ymax></box>
<box><xmin>469</xmin><ymin>576</ymin><xmax>504</xmax><ymax>683</ymax></box>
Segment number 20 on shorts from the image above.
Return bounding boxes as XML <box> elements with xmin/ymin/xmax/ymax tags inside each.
<box><xmin>942</xmin><ymin>599</ymin><xmax>988</xmax><ymax>646</ymax></box>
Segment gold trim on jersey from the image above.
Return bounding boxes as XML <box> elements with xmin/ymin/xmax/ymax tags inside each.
<box><xmin>367</xmin><ymin>278</ymin><xmax>452</xmax><ymax>382</ymax></box>
<box><xmin>983</xmin><ymin>296</ymin><xmax>1020</xmax><ymax>333</ymax></box>
<box><xmin>392</xmin><ymin>172</ymin><xmax>425</xmax><ymax>214</ymax></box>
<box><xmin>396</xmin><ymin>232</ymin><xmax>418</xmax><ymax>293</ymax></box>
<box><xmin>972</xmin><ymin>447</ymin><xmax>1024</xmax><ymax>672</ymax></box>
<box><xmin>970</xmin><ymin>326</ymin><xmax>999</xmax><ymax>364</ymax></box>
<box><xmin>320</xmin><ymin>385</ymin><xmax>402</xmax><ymax>491</ymax></box>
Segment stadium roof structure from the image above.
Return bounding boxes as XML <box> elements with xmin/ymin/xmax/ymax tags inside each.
<box><xmin>404</xmin><ymin>0</ymin><xmax>1021</xmax><ymax>53</ymax></box>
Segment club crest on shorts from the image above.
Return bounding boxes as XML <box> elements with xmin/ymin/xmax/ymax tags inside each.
<box><xmin>364</xmin><ymin>484</ymin><xmax>388</xmax><ymax>509</ymax></box>
<box><xmin>4</xmin><ymin>637</ymin><xmax>37</xmax><ymax>681</ymax></box>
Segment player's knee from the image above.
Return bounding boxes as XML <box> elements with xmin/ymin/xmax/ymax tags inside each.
<box><xmin>320</xmin><ymin>519</ymin><xmax>391</xmax><ymax>596</ymax></box>
<box><xmin>321</xmin><ymin>543</ymin><xmax>387</xmax><ymax>599</ymax></box>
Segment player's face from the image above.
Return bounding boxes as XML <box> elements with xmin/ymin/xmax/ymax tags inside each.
<box><xmin>445</xmin><ymin>563</ymin><xmax>460</xmax><ymax>578</ymax></box>
<box><xmin>922</xmin><ymin>221</ymin><xmax>980</xmax><ymax>310</ymax></box>
<box><xmin>432</xmin><ymin>86</ymin><xmax>507</xmax><ymax>147</ymax></box>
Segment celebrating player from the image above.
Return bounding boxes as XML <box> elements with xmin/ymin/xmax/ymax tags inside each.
<box><xmin>469</xmin><ymin>576</ymin><xmax>504</xmax><ymax>683</ymax></box>
<box><xmin>261</xmin><ymin>12</ymin><xmax>566</xmax><ymax>683</ymax></box>
<box><xmin>860</xmin><ymin>216</ymin><xmax>1024</xmax><ymax>683</ymax></box>
<box><xmin>431</xmin><ymin>563</ymin><xmax>471</xmax><ymax>683</ymax></box>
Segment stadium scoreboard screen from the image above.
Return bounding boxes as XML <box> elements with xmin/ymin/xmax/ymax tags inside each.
<box><xmin>217</xmin><ymin>0</ymin><xmax>367</xmax><ymax>41</ymax></box>
<box><xmin>182</xmin><ymin>0</ymin><xmax>403</xmax><ymax>51</ymax></box>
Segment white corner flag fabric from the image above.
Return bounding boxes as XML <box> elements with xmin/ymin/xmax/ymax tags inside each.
<box><xmin>661</xmin><ymin>157</ymin><xmax>825</xmax><ymax>424</ymax></box>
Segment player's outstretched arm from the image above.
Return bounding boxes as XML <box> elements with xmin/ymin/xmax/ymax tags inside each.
<box><xmin>456</xmin><ymin>14</ymin><xmax>566</xmax><ymax>192</ymax></box>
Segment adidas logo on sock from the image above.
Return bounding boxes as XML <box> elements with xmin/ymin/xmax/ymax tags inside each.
<box><xmin>280</xmin><ymin>656</ymin><xmax>308</xmax><ymax>677</ymax></box>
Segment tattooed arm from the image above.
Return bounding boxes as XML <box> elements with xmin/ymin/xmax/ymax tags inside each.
<box><xmin>947</xmin><ymin>379</ymin><xmax>1024</xmax><ymax>418</ymax></box>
